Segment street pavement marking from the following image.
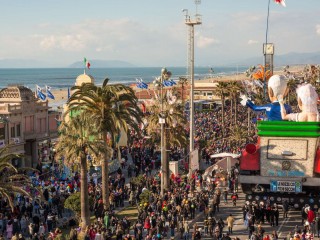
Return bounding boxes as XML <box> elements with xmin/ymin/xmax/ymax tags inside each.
<box><xmin>277</xmin><ymin>212</ymin><xmax>291</xmax><ymax>237</ymax></box>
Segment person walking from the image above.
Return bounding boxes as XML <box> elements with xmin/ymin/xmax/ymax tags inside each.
<box><xmin>223</xmin><ymin>188</ymin><xmax>228</xmax><ymax>205</ymax></box>
<box><xmin>283</xmin><ymin>200</ymin><xmax>289</xmax><ymax>218</ymax></box>
<box><xmin>226</xmin><ymin>214</ymin><xmax>235</xmax><ymax>234</ymax></box>
<box><xmin>231</xmin><ymin>192</ymin><xmax>238</xmax><ymax>207</ymax></box>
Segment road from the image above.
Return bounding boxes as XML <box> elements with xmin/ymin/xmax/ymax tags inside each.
<box><xmin>179</xmin><ymin>189</ymin><xmax>304</xmax><ymax>240</ymax></box>
<box><xmin>117</xmin><ymin>155</ymin><xmax>305</xmax><ymax>240</ymax></box>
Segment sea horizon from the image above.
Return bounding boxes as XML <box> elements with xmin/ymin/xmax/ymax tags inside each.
<box><xmin>0</xmin><ymin>66</ymin><xmax>250</xmax><ymax>90</ymax></box>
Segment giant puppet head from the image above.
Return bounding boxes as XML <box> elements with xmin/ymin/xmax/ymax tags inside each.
<box><xmin>296</xmin><ymin>83</ymin><xmax>318</xmax><ymax>112</ymax></box>
<box><xmin>267</xmin><ymin>75</ymin><xmax>288</xmax><ymax>103</ymax></box>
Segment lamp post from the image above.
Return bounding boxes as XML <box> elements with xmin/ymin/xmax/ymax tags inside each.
<box><xmin>154</xmin><ymin>67</ymin><xmax>171</xmax><ymax>196</ymax></box>
<box><xmin>183</xmin><ymin>3</ymin><xmax>202</xmax><ymax>176</ymax></box>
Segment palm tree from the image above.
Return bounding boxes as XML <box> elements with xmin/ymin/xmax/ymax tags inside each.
<box><xmin>56</xmin><ymin>112</ymin><xmax>104</xmax><ymax>230</ymax></box>
<box><xmin>0</xmin><ymin>147</ymin><xmax>33</xmax><ymax>211</ymax></box>
<box><xmin>227</xmin><ymin>82</ymin><xmax>243</xmax><ymax>125</ymax></box>
<box><xmin>68</xmin><ymin>78</ymin><xmax>142</xmax><ymax>210</ymax></box>
<box><xmin>213</xmin><ymin>82</ymin><xmax>229</xmax><ymax>137</ymax></box>
<box><xmin>227</xmin><ymin>125</ymin><xmax>252</xmax><ymax>150</ymax></box>
<box><xmin>146</xmin><ymin>90</ymin><xmax>187</xmax><ymax>190</ymax></box>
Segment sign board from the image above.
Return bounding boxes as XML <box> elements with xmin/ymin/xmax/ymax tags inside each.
<box><xmin>270</xmin><ymin>180</ymin><xmax>302</xmax><ymax>193</ymax></box>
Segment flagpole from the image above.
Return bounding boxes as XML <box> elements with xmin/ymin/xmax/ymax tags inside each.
<box><xmin>264</xmin><ymin>0</ymin><xmax>271</xmax><ymax>100</ymax></box>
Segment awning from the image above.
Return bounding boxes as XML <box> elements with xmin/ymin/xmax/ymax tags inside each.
<box><xmin>210</xmin><ymin>152</ymin><xmax>240</xmax><ymax>158</ymax></box>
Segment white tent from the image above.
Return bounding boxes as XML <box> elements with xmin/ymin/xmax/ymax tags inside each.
<box><xmin>210</xmin><ymin>152</ymin><xmax>240</xmax><ymax>173</ymax></box>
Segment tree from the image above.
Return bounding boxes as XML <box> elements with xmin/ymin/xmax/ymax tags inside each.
<box><xmin>64</xmin><ymin>192</ymin><xmax>94</xmax><ymax>220</ymax></box>
<box><xmin>213</xmin><ymin>82</ymin><xmax>229</xmax><ymax>137</ymax></box>
<box><xmin>56</xmin><ymin>112</ymin><xmax>103</xmax><ymax>230</ymax></box>
<box><xmin>68</xmin><ymin>78</ymin><xmax>142</xmax><ymax>210</ymax></box>
<box><xmin>0</xmin><ymin>147</ymin><xmax>33</xmax><ymax>211</ymax></box>
<box><xmin>227</xmin><ymin>82</ymin><xmax>243</xmax><ymax>125</ymax></box>
<box><xmin>227</xmin><ymin>125</ymin><xmax>252</xmax><ymax>151</ymax></box>
<box><xmin>146</xmin><ymin>90</ymin><xmax>187</xmax><ymax>190</ymax></box>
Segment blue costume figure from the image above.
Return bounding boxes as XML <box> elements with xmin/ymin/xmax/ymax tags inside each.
<box><xmin>241</xmin><ymin>75</ymin><xmax>292</xmax><ymax>121</ymax></box>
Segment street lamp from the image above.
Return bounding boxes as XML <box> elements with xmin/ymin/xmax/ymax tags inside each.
<box><xmin>184</xmin><ymin>2</ymin><xmax>202</xmax><ymax>176</ymax></box>
<box><xmin>154</xmin><ymin>67</ymin><xmax>171</xmax><ymax>196</ymax></box>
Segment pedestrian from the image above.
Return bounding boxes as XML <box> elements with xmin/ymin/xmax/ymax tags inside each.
<box><xmin>273</xmin><ymin>204</ymin><xmax>279</xmax><ymax>226</ymax></box>
<box><xmin>231</xmin><ymin>192</ymin><xmax>238</xmax><ymax>207</ymax></box>
<box><xmin>223</xmin><ymin>188</ymin><xmax>228</xmax><ymax>204</ymax></box>
<box><xmin>183</xmin><ymin>220</ymin><xmax>190</xmax><ymax>240</ymax></box>
<box><xmin>316</xmin><ymin>217</ymin><xmax>320</xmax><ymax>237</ymax></box>
<box><xmin>203</xmin><ymin>218</ymin><xmax>209</xmax><ymax>236</ymax></box>
<box><xmin>226</xmin><ymin>214</ymin><xmax>235</xmax><ymax>234</ymax></box>
<box><xmin>283</xmin><ymin>200</ymin><xmax>289</xmax><ymax>218</ymax></box>
<box><xmin>257</xmin><ymin>224</ymin><xmax>265</xmax><ymax>239</ymax></box>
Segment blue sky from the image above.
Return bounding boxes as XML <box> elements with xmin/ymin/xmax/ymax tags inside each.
<box><xmin>0</xmin><ymin>0</ymin><xmax>319</xmax><ymax>67</ymax></box>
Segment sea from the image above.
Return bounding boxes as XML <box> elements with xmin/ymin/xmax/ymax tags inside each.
<box><xmin>0</xmin><ymin>66</ymin><xmax>249</xmax><ymax>90</ymax></box>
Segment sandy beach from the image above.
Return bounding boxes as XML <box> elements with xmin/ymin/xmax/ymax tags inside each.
<box><xmin>47</xmin><ymin>65</ymin><xmax>305</xmax><ymax>109</ymax></box>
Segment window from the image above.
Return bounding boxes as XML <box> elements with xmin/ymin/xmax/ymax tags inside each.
<box><xmin>10</xmin><ymin>126</ymin><xmax>15</xmax><ymax>138</ymax></box>
<box><xmin>16</xmin><ymin>124</ymin><xmax>21</xmax><ymax>137</ymax></box>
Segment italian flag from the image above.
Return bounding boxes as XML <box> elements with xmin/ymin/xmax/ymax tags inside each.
<box><xmin>274</xmin><ymin>0</ymin><xmax>286</xmax><ymax>7</ymax></box>
<box><xmin>84</xmin><ymin>57</ymin><xmax>91</xmax><ymax>69</ymax></box>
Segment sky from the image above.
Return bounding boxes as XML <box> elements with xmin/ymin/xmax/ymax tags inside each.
<box><xmin>0</xmin><ymin>0</ymin><xmax>319</xmax><ymax>67</ymax></box>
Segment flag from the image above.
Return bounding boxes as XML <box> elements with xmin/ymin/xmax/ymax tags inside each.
<box><xmin>139</xmin><ymin>78</ymin><xmax>148</xmax><ymax>89</ymax></box>
<box><xmin>274</xmin><ymin>0</ymin><xmax>286</xmax><ymax>7</ymax></box>
<box><xmin>136</xmin><ymin>82</ymin><xmax>143</xmax><ymax>89</ymax></box>
<box><xmin>36</xmin><ymin>85</ymin><xmax>46</xmax><ymax>101</ymax></box>
<box><xmin>84</xmin><ymin>57</ymin><xmax>91</xmax><ymax>69</ymax></box>
<box><xmin>67</xmin><ymin>87</ymin><xmax>71</xmax><ymax>99</ymax></box>
<box><xmin>136</xmin><ymin>78</ymin><xmax>148</xmax><ymax>89</ymax></box>
<box><xmin>163</xmin><ymin>80</ymin><xmax>174</xmax><ymax>87</ymax></box>
<box><xmin>46</xmin><ymin>85</ymin><xmax>55</xmax><ymax>100</ymax></box>
<box><xmin>169</xmin><ymin>79</ymin><xmax>176</xmax><ymax>85</ymax></box>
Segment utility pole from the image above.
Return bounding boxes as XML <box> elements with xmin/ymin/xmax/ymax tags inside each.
<box><xmin>183</xmin><ymin>0</ymin><xmax>202</xmax><ymax>175</ymax></box>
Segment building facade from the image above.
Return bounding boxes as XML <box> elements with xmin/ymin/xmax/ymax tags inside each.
<box><xmin>0</xmin><ymin>85</ymin><xmax>60</xmax><ymax>168</ymax></box>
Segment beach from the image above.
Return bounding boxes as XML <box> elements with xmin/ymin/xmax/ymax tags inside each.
<box><xmin>47</xmin><ymin>65</ymin><xmax>305</xmax><ymax>109</ymax></box>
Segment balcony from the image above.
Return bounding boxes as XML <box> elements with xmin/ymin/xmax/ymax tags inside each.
<box><xmin>0</xmin><ymin>103</ymin><xmax>22</xmax><ymax>113</ymax></box>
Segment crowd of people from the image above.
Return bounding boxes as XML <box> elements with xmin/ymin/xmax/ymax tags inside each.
<box><xmin>1</xmin><ymin>97</ymin><xmax>316</xmax><ymax>240</ymax></box>
<box><xmin>195</xmin><ymin>104</ymin><xmax>258</xmax><ymax>163</ymax></box>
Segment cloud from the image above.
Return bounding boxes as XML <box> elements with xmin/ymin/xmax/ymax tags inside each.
<box><xmin>196</xmin><ymin>35</ymin><xmax>220</xmax><ymax>48</ymax></box>
<box><xmin>248</xmin><ymin>40</ymin><xmax>258</xmax><ymax>45</ymax></box>
<box><xmin>316</xmin><ymin>24</ymin><xmax>320</xmax><ymax>36</ymax></box>
<box><xmin>38</xmin><ymin>34</ymin><xmax>86</xmax><ymax>51</ymax></box>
